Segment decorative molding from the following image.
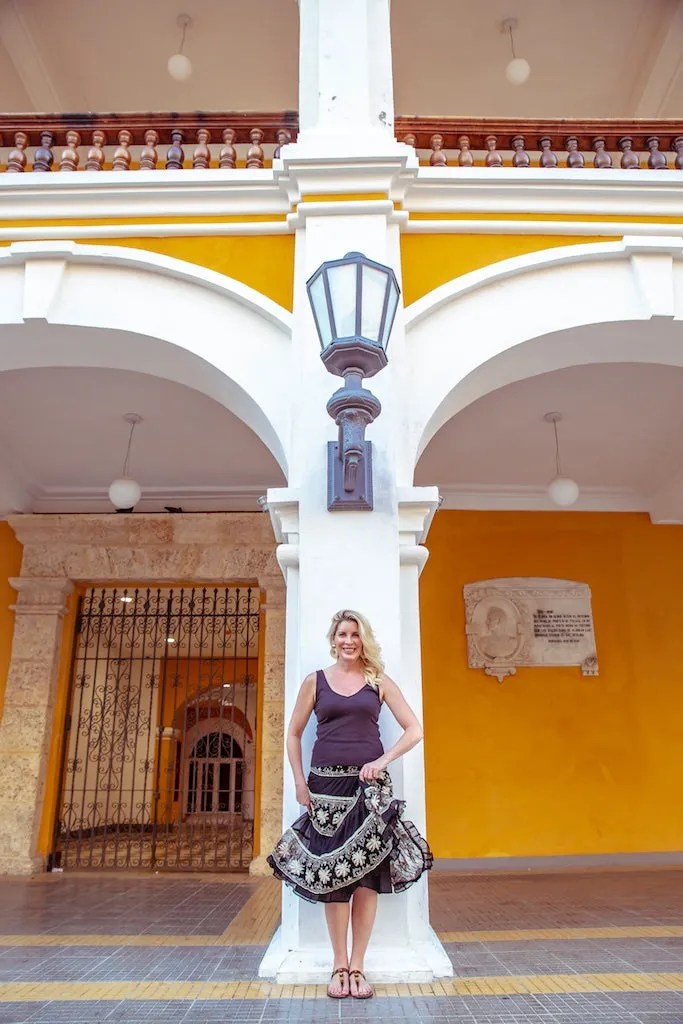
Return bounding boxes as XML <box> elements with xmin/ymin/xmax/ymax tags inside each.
<box><xmin>0</xmin><ymin>170</ymin><xmax>290</xmax><ymax>222</ymax></box>
<box><xmin>436</xmin><ymin>483</ymin><xmax>647</xmax><ymax>514</ymax></box>
<box><xmin>405</xmin><ymin>235</ymin><xmax>683</xmax><ymax>327</ymax></box>
<box><xmin>24</xmin><ymin>484</ymin><xmax>270</xmax><ymax>516</ymax></box>
<box><xmin>287</xmin><ymin>199</ymin><xmax>407</xmax><ymax>229</ymax></box>
<box><xmin>9</xmin><ymin>576</ymin><xmax>73</xmax><ymax>615</ymax></box>
<box><xmin>3</xmin><ymin>240</ymin><xmax>292</xmax><ymax>333</ymax></box>
<box><xmin>405</xmin><ymin>218</ymin><xmax>683</xmax><ymax>238</ymax></box>
<box><xmin>0</xmin><ymin>222</ymin><xmax>291</xmax><ymax>242</ymax></box>
<box><xmin>405</xmin><ymin>168</ymin><xmax>683</xmax><ymax>218</ymax></box>
<box><xmin>264</xmin><ymin>489</ymin><xmax>300</xmax><ymax>581</ymax></box>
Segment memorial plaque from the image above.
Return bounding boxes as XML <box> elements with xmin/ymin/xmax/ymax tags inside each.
<box><xmin>464</xmin><ymin>577</ymin><xmax>598</xmax><ymax>682</ymax></box>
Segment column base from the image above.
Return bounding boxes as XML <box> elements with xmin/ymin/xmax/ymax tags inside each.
<box><xmin>248</xmin><ymin>855</ymin><xmax>271</xmax><ymax>877</ymax></box>
<box><xmin>258</xmin><ymin>925</ymin><xmax>453</xmax><ymax>984</ymax></box>
<box><xmin>0</xmin><ymin>854</ymin><xmax>45</xmax><ymax>877</ymax></box>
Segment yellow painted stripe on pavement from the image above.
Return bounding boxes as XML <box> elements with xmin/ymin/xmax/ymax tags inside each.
<box><xmin>1</xmin><ymin>973</ymin><xmax>683</xmax><ymax>1001</ymax></box>
<box><xmin>220</xmin><ymin>876</ymin><xmax>280</xmax><ymax>945</ymax></box>
<box><xmin>2</xmin><ymin>922</ymin><xmax>683</xmax><ymax>948</ymax></box>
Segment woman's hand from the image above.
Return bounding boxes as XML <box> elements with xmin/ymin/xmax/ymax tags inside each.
<box><xmin>359</xmin><ymin>758</ymin><xmax>388</xmax><ymax>782</ymax></box>
<box><xmin>295</xmin><ymin>779</ymin><xmax>311</xmax><ymax>808</ymax></box>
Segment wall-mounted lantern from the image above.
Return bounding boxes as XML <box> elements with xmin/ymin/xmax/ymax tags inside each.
<box><xmin>306</xmin><ymin>251</ymin><xmax>400</xmax><ymax>510</ymax></box>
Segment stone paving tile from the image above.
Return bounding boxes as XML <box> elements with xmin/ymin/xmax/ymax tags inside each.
<box><xmin>0</xmin><ymin>877</ymin><xmax>256</xmax><ymax>937</ymax></box>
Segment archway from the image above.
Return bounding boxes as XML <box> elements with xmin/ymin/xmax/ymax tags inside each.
<box><xmin>0</xmin><ymin>240</ymin><xmax>292</xmax><ymax>477</ymax></box>
<box><xmin>405</xmin><ymin>236</ymin><xmax>683</xmax><ymax>475</ymax></box>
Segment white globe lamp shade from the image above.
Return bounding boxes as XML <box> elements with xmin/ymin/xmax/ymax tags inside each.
<box><xmin>547</xmin><ymin>476</ymin><xmax>580</xmax><ymax>508</ymax></box>
<box><xmin>505</xmin><ymin>57</ymin><xmax>531</xmax><ymax>85</ymax></box>
<box><xmin>109</xmin><ymin>477</ymin><xmax>142</xmax><ymax>511</ymax></box>
<box><xmin>167</xmin><ymin>53</ymin><xmax>192</xmax><ymax>81</ymax></box>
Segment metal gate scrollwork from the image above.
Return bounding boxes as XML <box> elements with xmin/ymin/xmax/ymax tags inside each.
<box><xmin>52</xmin><ymin>585</ymin><xmax>260</xmax><ymax>871</ymax></box>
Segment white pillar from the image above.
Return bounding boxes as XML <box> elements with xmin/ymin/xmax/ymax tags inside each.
<box><xmin>295</xmin><ymin>0</ymin><xmax>403</xmax><ymax>156</ymax></box>
<box><xmin>257</xmin><ymin>185</ymin><xmax>451</xmax><ymax>980</ymax></box>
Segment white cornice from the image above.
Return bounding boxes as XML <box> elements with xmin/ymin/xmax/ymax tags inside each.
<box><xmin>0</xmin><ymin>222</ymin><xmax>290</xmax><ymax>240</ymax></box>
<box><xmin>405</xmin><ymin>168</ymin><xmax>683</xmax><ymax>218</ymax></box>
<box><xmin>0</xmin><ymin>169</ymin><xmax>290</xmax><ymax>221</ymax></box>
<box><xmin>405</xmin><ymin>219</ymin><xmax>683</xmax><ymax>237</ymax></box>
<box><xmin>436</xmin><ymin>483</ymin><xmax>647</xmax><ymax>514</ymax></box>
<box><xmin>23</xmin><ymin>483</ymin><xmax>270</xmax><ymax>516</ymax></box>
<box><xmin>0</xmin><ymin>164</ymin><xmax>681</xmax><ymax>231</ymax></box>
<box><xmin>288</xmin><ymin>199</ymin><xmax>407</xmax><ymax>229</ymax></box>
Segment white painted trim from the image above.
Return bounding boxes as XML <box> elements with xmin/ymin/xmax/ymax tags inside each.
<box><xmin>405</xmin><ymin>235</ymin><xmax>683</xmax><ymax>327</ymax></box>
<box><xmin>436</xmin><ymin>484</ymin><xmax>648</xmax><ymax>514</ymax></box>
<box><xmin>405</xmin><ymin>167</ymin><xmax>683</xmax><ymax>217</ymax></box>
<box><xmin>26</xmin><ymin>484</ymin><xmax>270</xmax><ymax>515</ymax></box>
<box><xmin>405</xmin><ymin>219</ymin><xmax>683</xmax><ymax>237</ymax></box>
<box><xmin>0</xmin><ymin>222</ymin><xmax>291</xmax><ymax>241</ymax></box>
<box><xmin>2</xmin><ymin>240</ymin><xmax>292</xmax><ymax>331</ymax></box>
<box><xmin>288</xmin><ymin>198</ymin><xmax>407</xmax><ymax>228</ymax></box>
<box><xmin>0</xmin><ymin>169</ymin><xmax>290</xmax><ymax>220</ymax></box>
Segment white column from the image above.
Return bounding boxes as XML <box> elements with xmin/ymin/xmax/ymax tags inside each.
<box><xmin>295</xmin><ymin>0</ymin><xmax>402</xmax><ymax>155</ymax></box>
<box><xmin>258</xmin><ymin>192</ymin><xmax>451</xmax><ymax>980</ymax></box>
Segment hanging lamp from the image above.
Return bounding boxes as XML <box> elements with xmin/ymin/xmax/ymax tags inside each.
<box><xmin>544</xmin><ymin>411</ymin><xmax>580</xmax><ymax>507</ymax></box>
<box><xmin>502</xmin><ymin>18</ymin><xmax>531</xmax><ymax>85</ymax></box>
<box><xmin>168</xmin><ymin>14</ymin><xmax>193</xmax><ymax>81</ymax></box>
<box><xmin>109</xmin><ymin>413</ymin><xmax>143</xmax><ymax>512</ymax></box>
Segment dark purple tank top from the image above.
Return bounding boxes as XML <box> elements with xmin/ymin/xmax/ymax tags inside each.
<box><xmin>310</xmin><ymin>670</ymin><xmax>384</xmax><ymax>767</ymax></box>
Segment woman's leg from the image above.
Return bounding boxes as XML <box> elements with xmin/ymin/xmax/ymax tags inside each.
<box><xmin>324</xmin><ymin>902</ymin><xmax>350</xmax><ymax>996</ymax></box>
<box><xmin>349</xmin><ymin>886</ymin><xmax>378</xmax><ymax>997</ymax></box>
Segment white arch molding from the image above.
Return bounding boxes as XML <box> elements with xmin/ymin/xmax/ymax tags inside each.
<box><xmin>0</xmin><ymin>241</ymin><xmax>292</xmax><ymax>482</ymax></box>
<box><xmin>405</xmin><ymin>236</ymin><xmax>683</xmax><ymax>476</ymax></box>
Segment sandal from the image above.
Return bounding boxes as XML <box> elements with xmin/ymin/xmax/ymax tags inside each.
<box><xmin>327</xmin><ymin>966</ymin><xmax>349</xmax><ymax>999</ymax></box>
<box><xmin>349</xmin><ymin>969</ymin><xmax>373</xmax><ymax>999</ymax></box>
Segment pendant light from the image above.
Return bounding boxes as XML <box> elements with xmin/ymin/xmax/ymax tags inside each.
<box><xmin>168</xmin><ymin>14</ymin><xmax>193</xmax><ymax>81</ymax></box>
<box><xmin>109</xmin><ymin>413</ymin><xmax>143</xmax><ymax>512</ymax></box>
<box><xmin>544</xmin><ymin>412</ymin><xmax>580</xmax><ymax>507</ymax></box>
<box><xmin>502</xmin><ymin>18</ymin><xmax>531</xmax><ymax>86</ymax></box>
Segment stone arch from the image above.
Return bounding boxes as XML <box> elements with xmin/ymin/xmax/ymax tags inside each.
<box><xmin>0</xmin><ymin>240</ymin><xmax>292</xmax><ymax>472</ymax></box>
<box><xmin>405</xmin><ymin>236</ymin><xmax>683</xmax><ymax>472</ymax></box>
<box><xmin>0</xmin><ymin>512</ymin><xmax>286</xmax><ymax>876</ymax></box>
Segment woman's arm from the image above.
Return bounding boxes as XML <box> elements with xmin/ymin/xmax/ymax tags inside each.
<box><xmin>286</xmin><ymin>672</ymin><xmax>317</xmax><ymax>807</ymax></box>
<box><xmin>359</xmin><ymin>674</ymin><xmax>423</xmax><ymax>781</ymax></box>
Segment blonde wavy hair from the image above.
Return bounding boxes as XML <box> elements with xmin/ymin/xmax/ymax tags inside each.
<box><xmin>327</xmin><ymin>609</ymin><xmax>384</xmax><ymax>689</ymax></box>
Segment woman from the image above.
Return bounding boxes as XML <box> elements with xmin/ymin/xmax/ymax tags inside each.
<box><xmin>267</xmin><ymin>609</ymin><xmax>432</xmax><ymax>1000</ymax></box>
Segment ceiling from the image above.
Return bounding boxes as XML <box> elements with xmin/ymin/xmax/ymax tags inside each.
<box><xmin>0</xmin><ymin>366</ymin><xmax>285</xmax><ymax>514</ymax></box>
<box><xmin>0</xmin><ymin>0</ymin><xmax>680</xmax><ymax>119</ymax></box>
<box><xmin>415</xmin><ymin>362</ymin><xmax>683</xmax><ymax>517</ymax></box>
<box><xmin>4</xmin><ymin>357</ymin><xmax>683</xmax><ymax>519</ymax></box>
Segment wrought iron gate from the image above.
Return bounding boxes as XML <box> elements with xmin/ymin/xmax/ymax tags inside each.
<box><xmin>51</xmin><ymin>585</ymin><xmax>260</xmax><ymax>871</ymax></box>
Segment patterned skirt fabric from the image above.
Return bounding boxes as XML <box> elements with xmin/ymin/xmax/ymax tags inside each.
<box><xmin>267</xmin><ymin>765</ymin><xmax>432</xmax><ymax>903</ymax></box>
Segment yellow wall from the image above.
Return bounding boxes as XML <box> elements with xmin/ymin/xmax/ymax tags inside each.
<box><xmin>0</xmin><ymin>229</ymin><xmax>294</xmax><ymax>311</ymax></box>
<box><xmin>0</xmin><ymin>522</ymin><xmax>24</xmax><ymax>722</ymax></box>
<box><xmin>420</xmin><ymin>510</ymin><xmax>683</xmax><ymax>860</ymax></box>
<box><xmin>401</xmin><ymin>234</ymin><xmax>616</xmax><ymax>307</ymax></box>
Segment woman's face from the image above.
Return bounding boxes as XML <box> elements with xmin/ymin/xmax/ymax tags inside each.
<box><xmin>333</xmin><ymin>619</ymin><xmax>363</xmax><ymax>664</ymax></box>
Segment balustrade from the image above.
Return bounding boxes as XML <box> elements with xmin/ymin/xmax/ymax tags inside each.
<box><xmin>0</xmin><ymin>113</ymin><xmax>680</xmax><ymax>172</ymax></box>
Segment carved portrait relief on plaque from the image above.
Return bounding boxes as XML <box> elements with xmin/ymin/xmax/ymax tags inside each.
<box><xmin>464</xmin><ymin>578</ymin><xmax>599</xmax><ymax>682</ymax></box>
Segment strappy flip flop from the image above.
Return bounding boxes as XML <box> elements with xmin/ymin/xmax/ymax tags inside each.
<box><xmin>349</xmin><ymin>969</ymin><xmax>373</xmax><ymax>999</ymax></box>
<box><xmin>327</xmin><ymin>966</ymin><xmax>349</xmax><ymax>999</ymax></box>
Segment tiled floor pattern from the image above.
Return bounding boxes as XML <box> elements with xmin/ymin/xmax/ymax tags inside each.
<box><xmin>1</xmin><ymin>869</ymin><xmax>683</xmax><ymax>1021</ymax></box>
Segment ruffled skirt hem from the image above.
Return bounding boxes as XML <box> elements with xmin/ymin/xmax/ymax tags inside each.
<box><xmin>267</xmin><ymin>765</ymin><xmax>432</xmax><ymax>904</ymax></box>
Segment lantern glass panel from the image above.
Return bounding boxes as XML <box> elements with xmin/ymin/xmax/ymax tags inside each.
<box><xmin>327</xmin><ymin>262</ymin><xmax>357</xmax><ymax>339</ymax></box>
<box><xmin>380</xmin><ymin>277</ymin><xmax>400</xmax><ymax>351</ymax></box>
<box><xmin>360</xmin><ymin>264</ymin><xmax>389</xmax><ymax>345</ymax></box>
<box><xmin>308</xmin><ymin>273</ymin><xmax>332</xmax><ymax>349</ymax></box>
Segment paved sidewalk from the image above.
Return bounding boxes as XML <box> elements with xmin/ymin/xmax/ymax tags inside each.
<box><xmin>0</xmin><ymin>868</ymin><xmax>682</xmax><ymax>1022</ymax></box>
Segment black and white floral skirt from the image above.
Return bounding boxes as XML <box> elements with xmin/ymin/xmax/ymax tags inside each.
<box><xmin>267</xmin><ymin>764</ymin><xmax>432</xmax><ymax>903</ymax></box>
